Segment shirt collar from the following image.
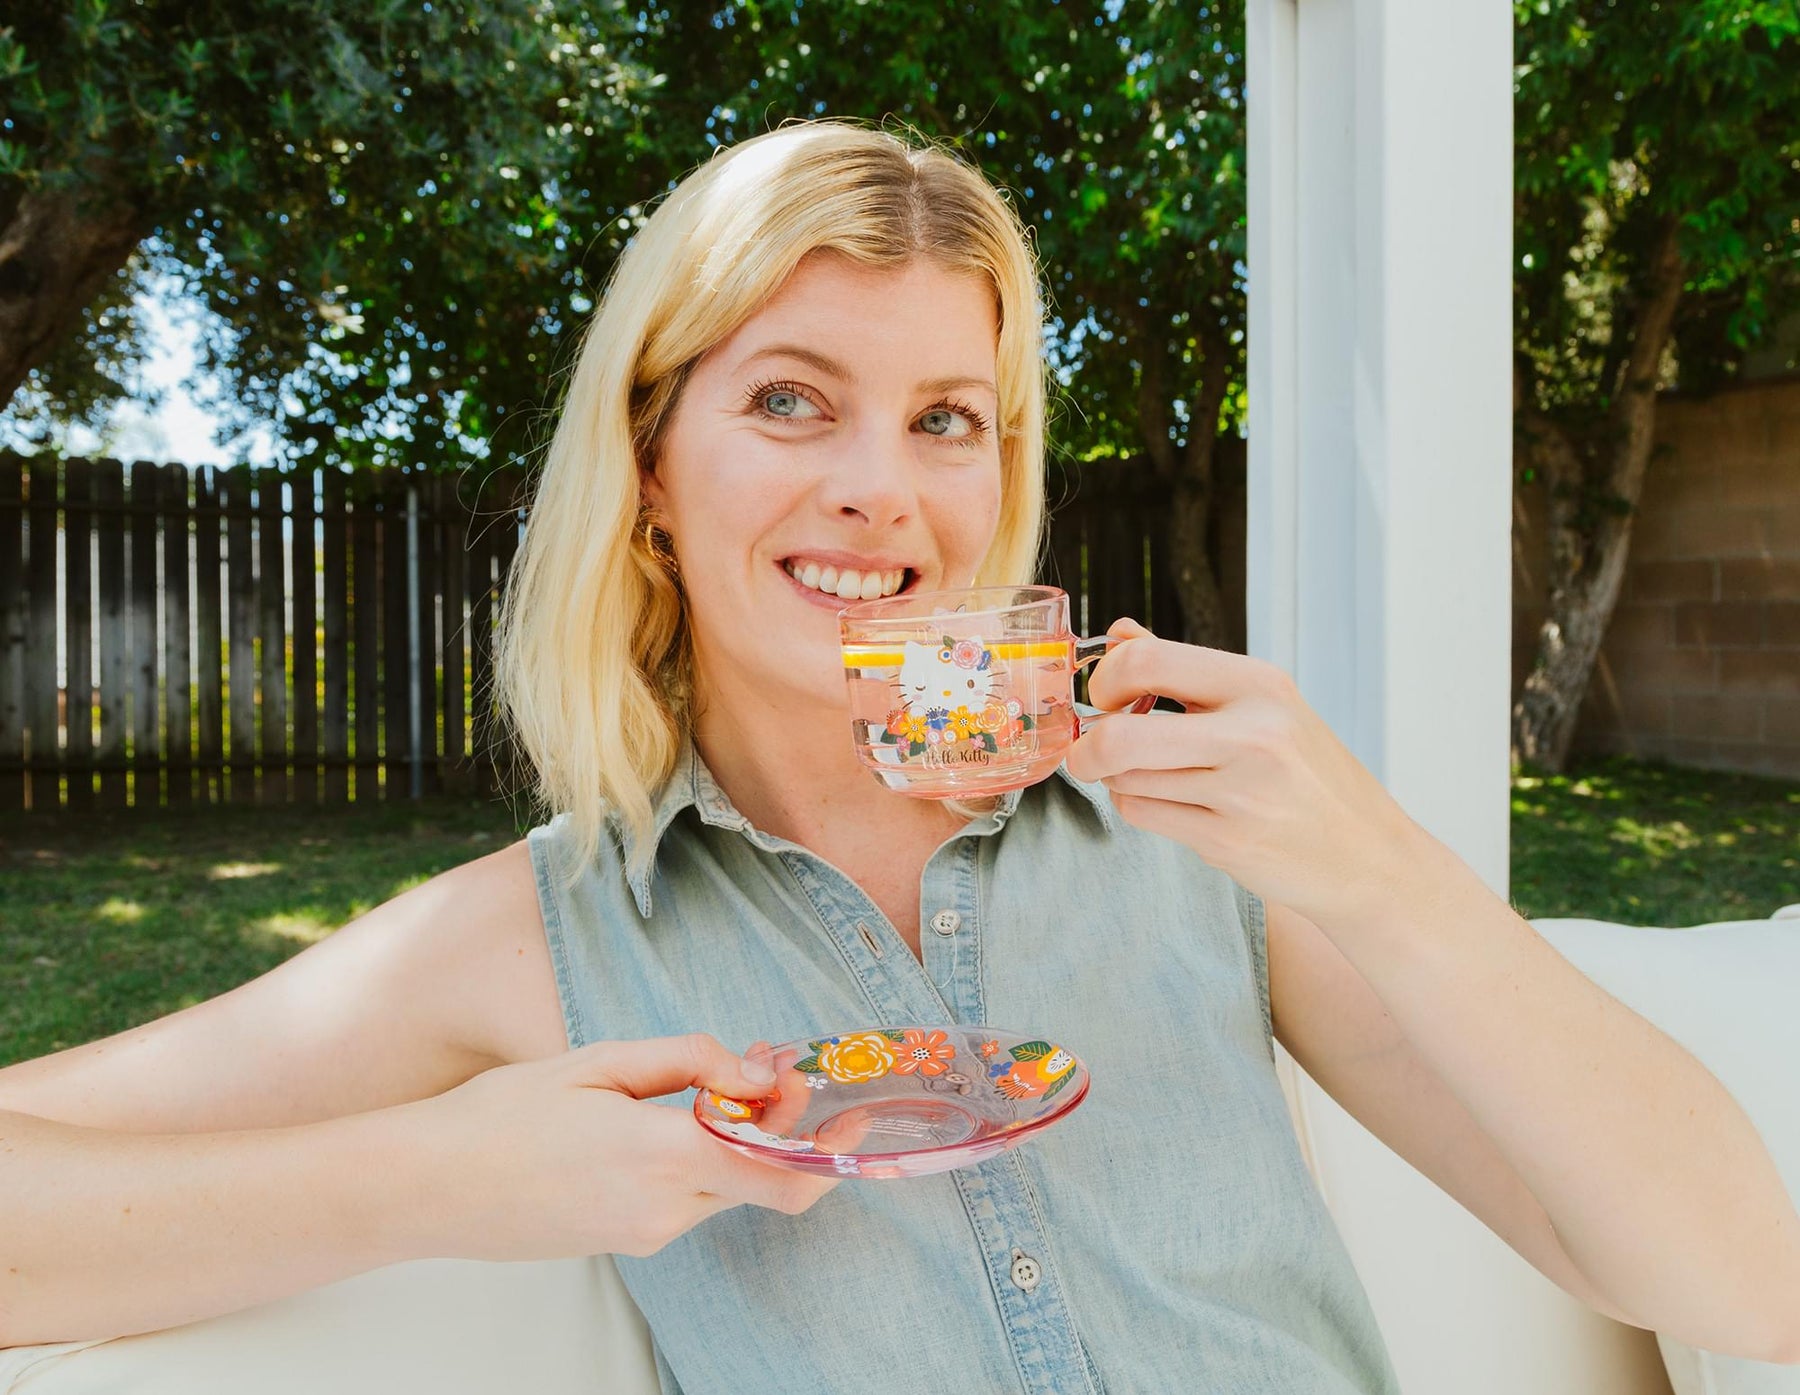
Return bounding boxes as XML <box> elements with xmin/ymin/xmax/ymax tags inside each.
<box><xmin>619</xmin><ymin>738</ymin><xmax>1117</xmax><ymax>917</ymax></box>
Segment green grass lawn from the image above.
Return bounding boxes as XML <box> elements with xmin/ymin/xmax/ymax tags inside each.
<box><xmin>0</xmin><ymin>794</ymin><xmax>532</xmax><ymax>1068</ymax></box>
<box><xmin>2</xmin><ymin>756</ymin><xmax>1796</xmax><ymax>1069</ymax></box>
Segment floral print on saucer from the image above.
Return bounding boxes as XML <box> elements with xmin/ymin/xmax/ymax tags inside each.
<box><xmin>694</xmin><ymin>1026</ymin><xmax>1090</xmax><ymax>1179</ymax></box>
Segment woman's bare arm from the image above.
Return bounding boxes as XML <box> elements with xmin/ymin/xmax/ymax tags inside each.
<box><xmin>0</xmin><ymin>1102</ymin><xmax>434</xmax><ymax>1347</ymax></box>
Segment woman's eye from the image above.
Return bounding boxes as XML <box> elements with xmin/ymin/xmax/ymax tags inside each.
<box><xmin>762</xmin><ymin>389</ymin><xmax>818</xmax><ymax>419</ymax></box>
<box><xmin>744</xmin><ymin>380</ymin><xmax>824</xmax><ymax>422</ymax></box>
<box><xmin>918</xmin><ymin>407</ymin><xmax>972</xmax><ymax>438</ymax></box>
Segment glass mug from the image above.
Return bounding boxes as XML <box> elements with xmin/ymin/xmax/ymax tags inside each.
<box><xmin>838</xmin><ymin>585</ymin><xmax>1154</xmax><ymax>799</ymax></box>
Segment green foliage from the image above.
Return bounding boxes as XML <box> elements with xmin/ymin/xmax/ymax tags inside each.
<box><xmin>2</xmin><ymin>1</ymin><xmax>1244</xmax><ymax>471</ymax></box>
<box><xmin>631</xmin><ymin>0</ymin><xmax>1246</xmax><ymax>463</ymax></box>
<box><xmin>1514</xmin><ymin>0</ymin><xmax>1800</xmax><ymax>415</ymax></box>
<box><xmin>2</xmin><ymin>0</ymin><xmax>661</xmax><ymax>466</ymax></box>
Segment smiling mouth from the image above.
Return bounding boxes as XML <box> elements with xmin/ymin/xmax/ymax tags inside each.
<box><xmin>782</xmin><ymin>558</ymin><xmax>914</xmax><ymax>602</ymax></box>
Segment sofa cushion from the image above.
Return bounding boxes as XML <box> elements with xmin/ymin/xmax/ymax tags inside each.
<box><xmin>0</xmin><ymin>1255</ymin><xmax>658</xmax><ymax>1395</ymax></box>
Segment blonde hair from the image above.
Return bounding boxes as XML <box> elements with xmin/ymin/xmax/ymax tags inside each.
<box><xmin>495</xmin><ymin>120</ymin><xmax>1049</xmax><ymax>876</ymax></box>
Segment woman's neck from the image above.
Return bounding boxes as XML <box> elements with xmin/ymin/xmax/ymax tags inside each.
<box><xmin>689</xmin><ymin>676</ymin><xmax>965</xmax><ymax>860</ymax></box>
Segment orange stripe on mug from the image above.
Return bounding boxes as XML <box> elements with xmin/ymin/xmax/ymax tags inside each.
<box><xmin>840</xmin><ymin>639</ymin><xmax>1072</xmax><ymax>668</ymax></box>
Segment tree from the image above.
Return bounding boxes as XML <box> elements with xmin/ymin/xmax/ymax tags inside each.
<box><xmin>0</xmin><ymin>0</ymin><xmax>661</xmax><ymax>467</ymax></box>
<box><xmin>625</xmin><ymin>0</ymin><xmax>1247</xmax><ymax>645</ymax></box>
<box><xmin>4</xmin><ymin>1</ymin><xmax>1250</xmax><ymax>645</ymax></box>
<box><xmin>1512</xmin><ymin>0</ymin><xmax>1800</xmax><ymax>769</ymax></box>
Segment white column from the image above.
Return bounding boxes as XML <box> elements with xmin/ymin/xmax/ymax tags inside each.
<box><xmin>1246</xmin><ymin>2</ymin><xmax>1671</xmax><ymax>1392</ymax></box>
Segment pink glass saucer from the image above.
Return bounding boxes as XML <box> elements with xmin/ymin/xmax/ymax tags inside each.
<box><xmin>694</xmin><ymin>1026</ymin><xmax>1089</xmax><ymax>1180</ymax></box>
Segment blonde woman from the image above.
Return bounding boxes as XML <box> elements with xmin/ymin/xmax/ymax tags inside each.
<box><xmin>1</xmin><ymin>121</ymin><xmax>1796</xmax><ymax>1392</ymax></box>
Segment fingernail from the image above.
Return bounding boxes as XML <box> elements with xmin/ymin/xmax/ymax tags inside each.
<box><xmin>743</xmin><ymin>1060</ymin><xmax>776</xmax><ymax>1086</ymax></box>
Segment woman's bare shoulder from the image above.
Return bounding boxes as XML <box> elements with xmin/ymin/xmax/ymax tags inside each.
<box><xmin>382</xmin><ymin>836</ymin><xmax>572</xmax><ymax>1068</ymax></box>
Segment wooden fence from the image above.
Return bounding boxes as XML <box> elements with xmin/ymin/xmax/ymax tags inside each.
<box><xmin>0</xmin><ymin>454</ymin><xmax>1176</xmax><ymax>813</ymax></box>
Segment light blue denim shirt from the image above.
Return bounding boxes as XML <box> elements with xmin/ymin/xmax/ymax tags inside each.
<box><xmin>527</xmin><ymin>745</ymin><xmax>1400</xmax><ymax>1395</ymax></box>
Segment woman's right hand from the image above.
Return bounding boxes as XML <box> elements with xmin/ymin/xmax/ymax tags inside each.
<box><xmin>405</xmin><ymin>1033</ymin><xmax>839</xmax><ymax>1261</ymax></box>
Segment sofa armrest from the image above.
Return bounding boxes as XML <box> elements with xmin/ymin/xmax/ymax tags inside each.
<box><xmin>1531</xmin><ymin>914</ymin><xmax>1800</xmax><ymax>1395</ymax></box>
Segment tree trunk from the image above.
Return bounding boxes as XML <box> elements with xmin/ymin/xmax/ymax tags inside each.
<box><xmin>1511</xmin><ymin>218</ymin><xmax>1686</xmax><ymax>770</ymax></box>
<box><xmin>1139</xmin><ymin>345</ymin><xmax>1232</xmax><ymax>648</ymax></box>
<box><xmin>0</xmin><ymin>184</ymin><xmax>145</xmax><ymax>409</ymax></box>
<box><xmin>1166</xmin><ymin>444</ymin><xmax>1228</xmax><ymax>648</ymax></box>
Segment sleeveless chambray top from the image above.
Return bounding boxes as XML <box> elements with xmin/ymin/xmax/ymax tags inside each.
<box><xmin>526</xmin><ymin>744</ymin><xmax>1399</xmax><ymax>1395</ymax></box>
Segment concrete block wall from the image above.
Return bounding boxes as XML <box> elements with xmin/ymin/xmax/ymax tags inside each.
<box><xmin>1513</xmin><ymin>376</ymin><xmax>1800</xmax><ymax>780</ymax></box>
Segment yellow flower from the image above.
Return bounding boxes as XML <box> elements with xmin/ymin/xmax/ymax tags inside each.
<box><xmin>816</xmin><ymin>1032</ymin><xmax>896</xmax><ymax>1084</ymax></box>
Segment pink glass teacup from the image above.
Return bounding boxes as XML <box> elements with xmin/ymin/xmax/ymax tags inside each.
<box><xmin>838</xmin><ymin>584</ymin><xmax>1153</xmax><ymax>799</ymax></box>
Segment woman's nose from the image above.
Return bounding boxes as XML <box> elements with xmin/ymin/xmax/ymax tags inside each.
<box><xmin>824</xmin><ymin>428</ymin><xmax>917</xmax><ymax>528</ymax></box>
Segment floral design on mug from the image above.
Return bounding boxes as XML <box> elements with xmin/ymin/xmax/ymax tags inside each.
<box><xmin>989</xmin><ymin>1041</ymin><xmax>1077</xmax><ymax>1103</ymax></box>
<box><xmin>794</xmin><ymin>1030</ymin><xmax>902</xmax><ymax>1083</ymax></box>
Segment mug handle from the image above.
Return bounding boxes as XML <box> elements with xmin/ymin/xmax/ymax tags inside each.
<box><xmin>1070</xmin><ymin>635</ymin><xmax>1158</xmax><ymax>734</ymax></box>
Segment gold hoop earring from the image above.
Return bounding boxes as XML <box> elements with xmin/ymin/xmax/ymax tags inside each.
<box><xmin>640</xmin><ymin>514</ymin><xmax>679</xmax><ymax>574</ymax></box>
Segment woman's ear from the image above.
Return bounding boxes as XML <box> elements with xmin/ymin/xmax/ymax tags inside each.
<box><xmin>638</xmin><ymin>465</ymin><xmax>667</xmax><ymax>511</ymax></box>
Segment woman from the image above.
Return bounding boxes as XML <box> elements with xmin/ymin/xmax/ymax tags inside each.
<box><xmin>1</xmin><ymin>121</ymin><xmax>1795</xmax><ymax>1391</ymax></box>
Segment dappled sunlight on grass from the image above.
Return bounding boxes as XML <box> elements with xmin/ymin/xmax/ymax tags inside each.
<box><xmin>1511</xmin><ymin>757</ymin><xmax>1799</xmax><ymax>923</ymax></box>
<box><xmin>208</xmin><ymin>861</ymin><xmax>284</xmax><ymax>881</ymax></box>
<box><xmin>1</xmin><ymin>794</ymin><xmax>529</xmax><ymax>1065</ymax></box>
<box><xmin>244</xmin><ymin>912</ymin><xmax>337</xmax><ymax>947</ymax></box>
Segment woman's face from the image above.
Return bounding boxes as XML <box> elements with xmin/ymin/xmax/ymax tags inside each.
<box><xmin>645</xmin><ymin>252</ymin><xmax>1005</xmax><ymax>718</ymax></box>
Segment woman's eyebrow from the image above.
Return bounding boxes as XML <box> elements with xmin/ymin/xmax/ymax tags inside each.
<box><xmin>735</xmin><ymin>343</ymin><xmax>996</xmax><ymax>397</ymax></box>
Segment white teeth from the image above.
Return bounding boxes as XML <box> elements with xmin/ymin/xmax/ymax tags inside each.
<box><xmin>785</xmin><ymin>559</ymin><xmax>907</xmax><ymax>599</ymax></box>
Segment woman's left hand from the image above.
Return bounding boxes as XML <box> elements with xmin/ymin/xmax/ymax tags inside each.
<box><xmin>1064</xmin><ymin>619</ymin><xmax>1439</xmax><ymax>927</ymax></box>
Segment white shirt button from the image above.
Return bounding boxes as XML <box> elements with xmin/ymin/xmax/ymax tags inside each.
<box><xmin>1009</xmin><ymin>1250</ymin><xmax>1042</xmax><ymax>1292</ymax></box>
<box><xmin>929</xmin><ymin>909</ymin><xmax>962</xmax><ymax>936</ymax></box>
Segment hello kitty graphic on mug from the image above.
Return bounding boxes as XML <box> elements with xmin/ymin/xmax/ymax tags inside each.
<box><xmin>839</xmin><ymin>586</ymin><xmax>1155</xmax><ymax>799</ymax></box>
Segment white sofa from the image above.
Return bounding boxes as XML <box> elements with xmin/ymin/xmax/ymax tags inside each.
<box><xmin>5</xmin><ymin>909</ymin><xmax>1797</xmax><ymax>1395</ymax></box>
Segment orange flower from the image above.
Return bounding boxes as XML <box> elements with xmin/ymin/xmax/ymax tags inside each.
<box><xmin>891</xmin><ymin>1029</ymin><xmax>956</xmax><ymax>1078</ymax></box>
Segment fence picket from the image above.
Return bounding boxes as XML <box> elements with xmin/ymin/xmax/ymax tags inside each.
<box><xmin>291</xmin><ymin>467</ymin><xmax>319</xmax><ymax>804</ymax></box>
<box><xmin>63</xmin><ymin>460</ymin><xmax>94</xmax><ymax>810</ymax></box>
<box><xmin>160</xmin><ymin>464</ymin><xmax>193</xmax><ymax>805</ymax></box>
<box><xmin>25</xmin><ymin>461</ymin><xmax>59</xmax><ymax>810</ymax></box>
<box><xmin>224</xmin><ymin>469</ymin><xmax>257</xmax><ymax>803</ymax></box>
<box><xmin>128</xmin><ymin>462</ymin><xmax>161</xmax><ymax>805</ymax></box>
<box><xmin>256</xmin><ymin>468</ymin><xmax>289</xmax><ymax>803</ymax></box>
<box><xmin>416</xmin><ymin>475</ymin><xmax>441</xmax><ymax>795</ymax></box>
<box><xmin>95</xmin><ymin>462</ymin><xmax>128</xmax><ymax>808</ymax></box>
<box><xmin>321</xmin><ymin>468</ymin><xmax>349</xmax><ymax>803</ymax></box>
<box><xmin>350</xmin><ymin>471</ymin><xmax>381</xmax><ymax>801</ymax></box>
<box><xmin>440</xmin><ymin>473</ymin><xmax>467</xmax><ymax>783</ymax></box>
<box><xmin>380</xmin><ymin>474</ymin><xmax>409</xmax><ymax>797</ymax></box>
<box><xmin>192</xmin><ymin>468</ymin><xmax>225</xmax><ymax>803</ymax></box>
<box><xmin>0</xmin><ymin>458</ymin><xmax>25</xmax><ymax>811</ymax></box>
